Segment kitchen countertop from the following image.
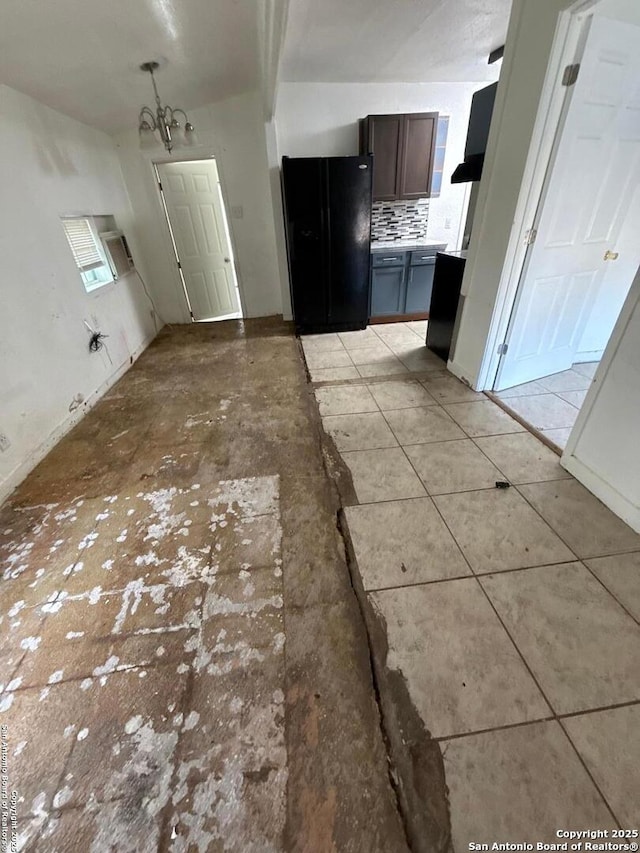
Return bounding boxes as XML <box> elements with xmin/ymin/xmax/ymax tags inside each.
<box><xmin>438</xmin><ymin>249</ymin><xmax>468</xmax><ymax>259</ymax></box>
<box><xmin>370</xmin><ymin>240</ymin><xmax>447</xmax><ymax>253</ymax></box>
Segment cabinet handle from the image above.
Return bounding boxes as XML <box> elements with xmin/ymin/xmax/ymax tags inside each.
<box><xmin>382</xmin><ymin>257</ymin><xmax>399</xmax><ymax>261</ymax></box>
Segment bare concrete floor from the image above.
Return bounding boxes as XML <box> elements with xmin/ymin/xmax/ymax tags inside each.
<box><xmin>0</xmin><ymin>320</ymin><xmax>410</xmax><ymax>852</ymax></box>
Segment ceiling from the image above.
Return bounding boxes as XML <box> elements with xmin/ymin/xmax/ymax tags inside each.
<box><xmin>0</xmin><ymin>0</ymin><xmax>259</xmax><ymax>131</ymax></box>
<box><xmin>281</xmin><ymin>0</ymin><xmax>512</xmax><ymax>84</ymax></box>
<box><xmin>0</xmin><ymin>0</ymin><xmax>512</xmax><ymax>133</ymax></box>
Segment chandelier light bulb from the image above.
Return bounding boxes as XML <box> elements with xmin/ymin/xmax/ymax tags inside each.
<box><xmin>139</xmin><ymin>120</ymin><xmax>159</xmax><ymax>150</ymax></box>
<box><xmin>169</xmin><ymin>117</ymin><xmax>186</xmax><ymax>148</ymax></box>
<box><xmin>184</xmin><ymin>122</ymin><xmax>199</xmax><ymax>147</ymax></box>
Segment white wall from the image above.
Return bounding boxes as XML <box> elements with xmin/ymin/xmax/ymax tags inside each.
<box><xmin>449</xmin><ymin>0</ymin><xmax>575</xmax><ymax>388</ymax></box>
<box><xmin>275</xmin><ymin>81</ymin><xmax>483</xmax><ymax>248</ymax></box>
<box><xmin>563</xmin><ymin>267</ymin><xmax>640</xmax><ymax>531</ymax></box>
<box><xmin>115</xmin><ymin>91</ymin><xmax>283</xmax><ymax>324</ymax></box>
<box><xmin>596</xmin><ymin>0</ymin><xmax>640</xmax><ymax>24</ymax></box>
<box><xmin>0</xmin><ymin>85</ymin><xmax>157</xmax><ymax>501</ymax></box>
<box><xmin>265</xmin><ymin>118</ymin><xmax>293</xmax><ymax>320</ymax></box>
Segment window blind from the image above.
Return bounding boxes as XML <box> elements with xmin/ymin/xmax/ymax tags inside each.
<box><xmin>62</xmin><ymin>218</ymin><xmax>104</xmax><ymax>271</ymax></box>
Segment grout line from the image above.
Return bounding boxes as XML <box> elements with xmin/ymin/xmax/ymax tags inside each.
<box><xmin>551</xmin><ymin>390</ymin><xmax>583</xmax><ymax>411</ymax></box>
<box><xmin>435</xmin><ymin>715</ymin><xmax>556</xmax><ymax>743</ymax></box>
<box><xmin>508</xmin><ymin>480</ymin><xmax>618</xmax><ymax>563</ymax></box>
<box><xmin>474</xmin><ymin>569</ymin><xmax>623</xmax><ymax>828</ymax></box>
<box><xmin>447</xmin><ymin>424</ymin><xmax>585</xmax><ymax>568</ymax></box>
<box><xmin>558</xmin><ymin>698</ymin><xmax>640</xmax><ymax>721</ymax></box>
<box><xmin>471</xmin><ymin>574</ymin><xmax>621</xmax><ymax>827</ymax></box>
<box><xmin>467</xmin><ymin>430</ymin><xmax>572</xmax><ymax>496</ymax></box>
<box><xmin>365</xmin><ymin>556</ymin><xmax>588</xmax><ymax>594</ymax></box>
<box><xmin>367</xmin><ymin>574</ymin><xmax>475</xmax><ymax>594</ymax></box>
<box><xmin>580</xmin><ymin>560</ymin><xmax>640</xmax><ymax>628</ymax></box>
<box><xmin>435</xmin><ymin>698</ymin><xmax>640</xmax><ymax>743</ymax></box>
<box><xmin>310</xmin><ymin>366</ymin><xmax>445</xmax><ymax>386</ymax></box>
<box><xmin>435</xmin><ymin>477</ymin><xmax>571</xmax><ymax>497</ymax></box>
<box><xmin>393</xmin><ymin>441</ymin><xmax>477</xmax><ymax>589</ymax></box>
<box><xmin>558</xmin><ymin>719</ymin><xmax>623</xmax><ymax>827</ymax></box>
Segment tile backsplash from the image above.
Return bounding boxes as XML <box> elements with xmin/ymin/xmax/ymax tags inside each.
<box><xmin>371</xmin><ymin>199</ymin><xmax>430</xmax><ymax>243</ymax></box>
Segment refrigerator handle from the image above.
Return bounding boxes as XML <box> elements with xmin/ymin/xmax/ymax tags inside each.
<box><xmin>324</xmin><ymin>160</ymin><xmax>332</xmax><ymax>321</ymax></box>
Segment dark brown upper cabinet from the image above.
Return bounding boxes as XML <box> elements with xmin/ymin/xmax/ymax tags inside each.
<box><xmin>359</xmin><ymin>112</ymin><xmax>439</xmax><ymax>201</ymax></box>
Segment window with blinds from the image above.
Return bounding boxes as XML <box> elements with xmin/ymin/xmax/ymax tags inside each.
<box><xmin>61</xmin><ymin>217</ymin><xmax>113</xmax><ymax>292</ymax></box>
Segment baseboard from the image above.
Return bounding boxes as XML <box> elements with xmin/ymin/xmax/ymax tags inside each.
<box><xmin>446</xmin><ymin>358</ymin><xmax>481</xmax><ymax>391</ymax></box>
<box><xmin>561</xmin><ymin>452</ymin><xmax>640</xmax><ymax>534</ymax></box>
<box><xmin>0</xmin><ymin>331</ymin><xmax>157</xmax><ymax>505</ymax></box>
<box><xmin>370</xmin><ymin>312</ymin><xmax>429</xmax><ymax>324</ymax></box>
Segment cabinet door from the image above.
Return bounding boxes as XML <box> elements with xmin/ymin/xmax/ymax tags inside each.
<box><xmin>371</xmin><ymin>266</ymin><xmax>405</xmax><ymax>316</ymax></box>
<box><xmin>365</xmin><ymin>116</ymin><xmax>404</xmax><ymax>201</ymax></box>
<box><xmin>399</xmin><ymin>113</ymin><xmax>438</xmax><ymax>199</ymax></box>
<box><xmin>405</xmin><ymin>262</ymin><xmax>436</xmax><ymax>314</ymax></box>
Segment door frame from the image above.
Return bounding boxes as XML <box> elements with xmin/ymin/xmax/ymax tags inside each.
<box><xmin>152</xmin><ymin>153</ymin><xmax>246</xmax><ymax>322</ymax></box>
<box><xmin>472</xmin><ymin>0</ymin><xmax>601</xmax><ymax>391</ymax></box>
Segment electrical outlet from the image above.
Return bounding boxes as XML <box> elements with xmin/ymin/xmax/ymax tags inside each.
<box><xmin>0</xmin><ymin>432</ymin><xmax>11</xmax><ymax>453</ymax></box>
<box><xmin>445</xmin><ymin>218</ymin><xmax>452</xmax><ymax>229</ymax></box>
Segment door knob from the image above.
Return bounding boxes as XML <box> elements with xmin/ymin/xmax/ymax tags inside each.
<box><xmin>604</xmin><ymin>250</ymin><xmax>619</xmax><ymax>261</ymax></box>
<box><xmin>224</xmin><ymin>257</ymin><xmax>231</xmax><ymax>263</ymax></box>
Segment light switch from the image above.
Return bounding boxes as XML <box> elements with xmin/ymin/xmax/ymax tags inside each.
<box><xmin>231</xmin><ymin>206</ymin><xmax>244</xmax><ymax>219</ymax></box>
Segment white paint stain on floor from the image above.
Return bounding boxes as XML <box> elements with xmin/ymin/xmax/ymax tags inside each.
<box><xmin>0</xmin><ymin>475</ymin><xmax>287</xmax><ymax>851</ymax></box>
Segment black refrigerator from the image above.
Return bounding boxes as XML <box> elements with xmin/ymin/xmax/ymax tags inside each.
<box><xmin>282</xmin><ymin>155</ymin><xmax>373</xmax><ymax>334</ymax></box>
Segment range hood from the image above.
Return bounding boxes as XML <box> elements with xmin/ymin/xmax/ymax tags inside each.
<box><xmin>451</xmin><ymin>153</ymin><xmax>485</xmax><ymax>184</ymax></box>
<box><xmin>452</xmin><ymin>82</ymin><xmax>498</xmax><ymax>184</ymax></box>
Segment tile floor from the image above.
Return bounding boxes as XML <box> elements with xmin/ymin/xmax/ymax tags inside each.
<box><xmin>305</xmin><ymin>325</ymin><xmax>640</xmax><ymax>846</ymax></box>
<box><xmin>301</xmin><ymin>320</ymin><xmax>443</xmax><ymax>382</ymax></box>
<box><xmin>495</xmin><ymin>361</ymin><xmax>599</xmax><ymax>449</ymax></box>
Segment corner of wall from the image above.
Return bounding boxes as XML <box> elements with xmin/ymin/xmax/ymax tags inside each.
<box><xmin>0</xmin><ymin>326</ymin><xmax>159</xmax><ymax>505</ymax></box>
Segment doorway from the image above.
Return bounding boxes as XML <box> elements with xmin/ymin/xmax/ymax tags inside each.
<box><xmin>156</xmin><ymin>159</ymin><xmax>243</xmax><ymax>322</ymax></box>
<box><xmin>490</xmin><ymin>9</ymin><xmax>640</xmax><ymax>450</ymax></box>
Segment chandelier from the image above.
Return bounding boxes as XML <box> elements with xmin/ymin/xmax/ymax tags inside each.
<box><xmin>138</xmin><ymin>61</ymin><xmax>198</xmax><ymax>153</ymax></box>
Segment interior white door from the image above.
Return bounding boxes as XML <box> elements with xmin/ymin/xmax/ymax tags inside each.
<box><xmin>158</xmin><ymin>160</ymin><xmax>241</xmax><ymax>322</ymax></box>
<box><xmin>495</xmin><ymin>15</ymin><xmax>640</xmax><ymax>390</ymax></box>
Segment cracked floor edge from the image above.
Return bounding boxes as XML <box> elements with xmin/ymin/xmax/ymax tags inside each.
<box><xmin>314</xmin><ymin>412</ymin><xmax>454</xmax><ymax>853</ymax></box>
<box><xmin>277</xmin><ymin>337</ymin><xmax>410</xmax><ymax>852</ymax></box>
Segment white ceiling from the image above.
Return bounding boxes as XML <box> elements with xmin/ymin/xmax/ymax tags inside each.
<box><xmin>281</xmin><ymin>0</ymin><xmax>513</xmax><ymax>84</ymax></box>
<box><xmin>0</xmin><ymin>0</ymin><xmax>511</xmax><ymax>132</ymax></box>
<box><xmin>0</xmin><ymin>0</ymin><xmax>259</xmax><ymax>131</ymax></box>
